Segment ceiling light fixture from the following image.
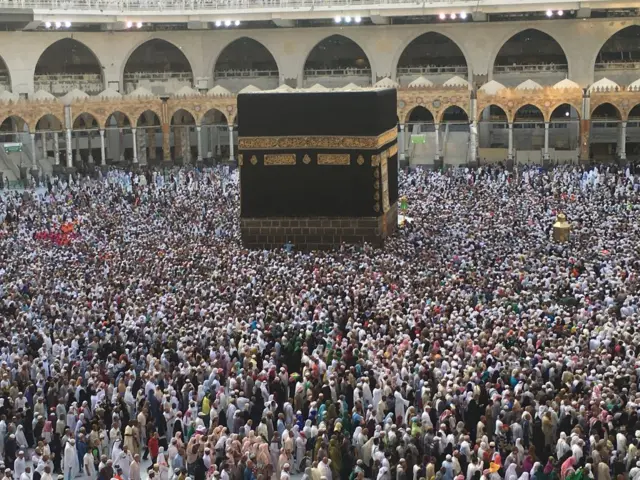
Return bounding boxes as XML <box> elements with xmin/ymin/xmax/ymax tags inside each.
<box><xmin>439</xmin><ymin>13</ymin><xmax>446</xmax><ymax>20</ymax></box>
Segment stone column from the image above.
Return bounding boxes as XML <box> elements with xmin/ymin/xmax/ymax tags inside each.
<box><xmin>30</xmin><ymin>133</ymin><xmax>37</xmax><ymax>168</ymax></box>
<box><xmin>132</xmin><ymin>128</ymin><xmax>138</xmax><ymax>164</ymax></box>
<box><xmin>162</xmin><ymin>123</ymin><xmax>171</xmax><ymax>162</ymax></box>
<box><xmin>148</xmin><ymin>128</ymin><xmax>156</xmax><ymax>161</ymax></box>
<box><xmin>182</xmin><ymin>127</ymin><xmax>190</xmax><ymax>163</ymax></box>
<box><xmin>174</xmin><ymin>126</ymin><xmax>182</xmax><ymax>160</ymax></box>
<box><xmin>40</xmin><ymin>132</ymin><xmax>47</xmax><ymax>160</ymax></box>
<box><xmin>119</xmin><ymin>128</ymin><xmax>125</xmax><ymax>162</ymax></box>
<box><xmin>75</xmin><ymin>132</ymin><xmax>82</xmax><ymax>165</ymax></box>
<box><xmin>228</xmin><ymin>125</ymin><xmax>235</xmax><ymax>161</ymax></box>
<box><xmin>54</xmin><ymin>132</ymin><xmax>60</xmax><ymax>165</ymax></box>
<box><xmin>469</xmin><ymin>121</ymin><xmax>478</xmax><ymax>164</ymax></box>
<box><xmin>434</xmin><ymin>123</ymin><xmax>440</xmax><ymax>161</ymax></box>
<box><xmin>579</xmin><ymin>119</ymin><xmax>591</xmax><ymax>163</ymax></box>
<box><xmin>507</xmin><ymin>123</ymin><xmax>514</xmax><ymax>161</ymax></box>
<box><xmin>544</xmin><ymin>122</ymin><xmax>550</xmax><ymax>160</ymax></box>
<box><xmin>620</xmin><ymin>121</ymin><xmax>627</xmax><ymax>161</ymax></box>
<box><xmin>398</xmin><ymin>124</ymin><xmax>405</xmax><ymax>161</ymax></box>
<box><xmin>99</xmin><ymin>129</ymin><xmax>106</xmax><ymax>165</ymax></box>
<box><xmin>87</xmin><ymin>131</ymin><xmax>94</xmax><ymax>164</ymax></box>
<box><xmin>65</xmin><ymin>128</ymin><xmax>73</xmax><ymax>168</ymax></box>
<box><xmin>581</xmin><ymin>91</ymin><xmax>591</xmax><ymax>164</ymax></box>
<box><xmin>196</xmin><ymin>126</ymin><xmax>203</xmax><ymax>162</ymax></box>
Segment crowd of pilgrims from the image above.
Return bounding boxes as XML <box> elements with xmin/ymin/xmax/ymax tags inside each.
<box><xmin>0</xmin><ymin>164</ymin><xmax>640</xmax><ymax>480</ymax></box>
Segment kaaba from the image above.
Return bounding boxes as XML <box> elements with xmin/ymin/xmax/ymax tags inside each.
<box><xmin>238</xmin><ymin>88</ymin><xmax>398</xmax><ymax>250</ymax></box>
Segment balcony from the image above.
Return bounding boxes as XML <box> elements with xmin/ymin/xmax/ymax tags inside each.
<box><xmin>214</xmin><ymin>69</ymin><xmax>279</xmax><ymax>91</ymax></box>
<box><xmin>492</xmin><ymin>63</ymin><xmax>569</xmax><ymax>87</ymax></box>
<box><xmin>34</xmin><ymin>73</ymin><xmax>103</xmax><ymax>96</ymax></box>
<box><xmin>0</xmin><ymin>73</ymin><xmax>9</xmax><ymax>91</ymax></box>
<box><xmin>303</xmin><ymin>67</ymin><xmax>371</xmax><ymax>88</ymax></box>
<box><xmin>123</xmin><ymin>71</ymin><xmax>193</xmax><ymax>95</ymax></box>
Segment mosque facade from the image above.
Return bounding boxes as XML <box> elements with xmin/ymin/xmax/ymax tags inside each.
<box><xmin>0</xmin><ymin>11</ymin><xmax>640</xmax><ymax>175</ymax></box>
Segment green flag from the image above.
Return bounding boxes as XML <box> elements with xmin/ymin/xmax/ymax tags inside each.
<box><xmin>411</xmin><ymin>134</ymin><xmax>426</xmax><ymax>144</ymax></box>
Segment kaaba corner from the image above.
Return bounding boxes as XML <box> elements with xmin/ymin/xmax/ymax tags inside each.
<box><xmin>237</xmin><ymin>87</ymin><xmax>398</xmax><ymax>250</ymax></box>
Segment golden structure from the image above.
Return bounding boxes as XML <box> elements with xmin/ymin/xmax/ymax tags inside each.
<box><xmin>1</xmin><ymin>84</ymin><xmax>639</xmax><ymax>166</ymax></box>
<box><xmin>552</xmin><ymin>213</ymin><xmax>571</xmax><ymax>243</ymax></box>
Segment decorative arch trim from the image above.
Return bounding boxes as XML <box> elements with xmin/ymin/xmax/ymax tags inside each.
<box><xmin>302</xmin><ymin>33</ymin><xmax>374</xmax><ymax>81</ymax></box>
<box><xmin>120</xmin><ymin>37</ymin><xmax>196</xmax><ymax>88</ymax></box>
<box><xmin>33</xmin><ymin>38</ymin><xmax>104</xmax><ymax>78</ymax></box>
<box><xmin>210</xmin><ymin>36</ymin><xmax>281</xmax><ymax>79</ymax></box>
<box><xmin>136</xmin><ymin>109</ymin><xmax>163</xmax><ymax>127</ymax></box>
<box><xmin>34</xmin><ymin>113</ymin><xmax>65</xmax><ymax>131</ymax></box>
<box><xmin>0</xmin><ymin>115</ymin><xmax>30</xmax><ymax>131</ymax></box>
<box><xmin>392</xmin><ymin>30</ymin><xmax>471</xmax><ymax>80</ymax></box>
<box><xmin>590</xmin><ymin>101</ymin><xmax>623</xmax><ymax>120</ymax></box>
<box><xmin>489</xmin><ymin>27</ymin><xmax>570</xmax><ymax>79</ymax></box>
<box><xmin>475</xmin><ymin>103</ymin><xmax>510</xmax><ymax>123</ymax></box>
<box><xmin>437</xmin><ymin>104</ymin><xmax>470</xmax><ymax>123</ymax></box>
<box><xmin>104</xmin><ymin>111</ymin><xmax>133</xmax><ymax>129</ymax></box>
<box><xmin>403</xmin><ymin>105</ymin><xmax>436</xmax><ymax>124</ymax></box>
<box><xmin>200</xmin><ymin>108</ymin><xmax>229</xmax><ymax>125</ymax></box>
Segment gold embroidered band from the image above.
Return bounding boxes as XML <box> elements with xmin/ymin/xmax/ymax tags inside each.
<box><xmin>264</xmin><ymin>154</ymin><xmax>296</xmax><ymax>166</ymax></box>
<box><xmin>239</xmin><ymin>127</ymin><xmax>397</xmax><ymax>151</ymax></box>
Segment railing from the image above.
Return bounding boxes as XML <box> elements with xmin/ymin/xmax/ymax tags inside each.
<box><xmin>397</xmin><ymin>65</ymin><xmax>468</xmax><ymax>75</ymax></box>
<box><xmin>595</xmin><ymin>62</ymin><xmax>640</xmax><ymax>71</ymax></box>
<box><xmin>124</xmin><ymin>71</ymin><xmax>193</xmax><ymax>81</ymax></box>
<box><xmin>0</xmin><ymin>73</ymin><xmax>9</xmax><ymax>87</ymax></box>
<box><xmin>214</xmin><ymin>69</ymin><xmax>279</xmax><ymax>78</ymax></box>
<box><xmin>34</xmin><ymin>73</ymin><xmax>103</xmax><ymax>95</ymax></box>
<box><xmin>304</xmin><ymin>68</ymin><xmax>371</xmax><ymax>77</ymax></box>
<box><xmin>0</xmin><ymin>0</ymin><xmax>479</xmax><ymax>10</ymax></box>
<box><xmin>493</xmin><ymin>63</ymin><xmax>568</xmax><ymax>73</ymax></box>
<box><xmin>0</xmin><ymin>0</ymin><xmax>602</xmax><ymax>11</ymax></box>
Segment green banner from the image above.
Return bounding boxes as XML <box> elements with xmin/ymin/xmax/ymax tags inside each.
<box><xmin>3</xmin><ymin>143</ymin><xmax>22</xmax><ymax>153</ymax></box>
<box><xmin>411</xmin><ymin>135</ymin><xmax>426</xmax><ymax>144</ymax></box>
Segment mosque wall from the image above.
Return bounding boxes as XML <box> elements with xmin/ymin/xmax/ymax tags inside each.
<box><xmin>0</xmin><ymin>16</ymin><xmax>638</xmax><ymax>95</ymax></box>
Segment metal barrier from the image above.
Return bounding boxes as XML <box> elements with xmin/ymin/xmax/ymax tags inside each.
<box><xmin>304</xmin><ymin>68</ymin><xmax>371</xmax><ymax>76</ymax></box>
<box><xmin>493</xmin><ymin>64</ymin><xmax>568</xmax><ymax>73</ymax></box>
<box><xmin>397</xmin><ymin>65</ymin><xmax>468</xmax><ymax>75</ymax></box>
<box><xmin>214</xmin><ymin>69</ymin><xmax>279</xmax><ymax>78</ymax></box>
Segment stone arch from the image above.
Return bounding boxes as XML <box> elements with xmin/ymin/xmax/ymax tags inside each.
<box><xmin>594</xmin><ymin>25</ymin><xmax>640</xmax><ymax>67</ymax></box>
<box><xmin>476</xmin><ymin>104</ymin><xmax>509</xmax><ymax>123</ymax></box>
<box><xmin>33</xmin><ymin>38</ymin><xmax>104</xmax><ymax>95</ymax></box>
<box><xmin>213</xmin><ymin>37</ymin><xmax>280</xmax><ymax>81</ymax></box>
<box><xmin>405</xmin><ymin>105</ymin><xmax>435</xmax><ymax>124</ymax></box>
<box><xmin>0</xmin><ymin>54</ymin><xmax>11</xmax><ymax>91</ymax></box>
<box><xmin>105</xmin><ymin>111</ymin><xmax>132</xmax><ymax>129</ymax></box>
<box><xmin>438</xmin><ymin>105</ymin><xmax>470</xmax><ymax>123</ymax></box>
<box><xmin>549</xmin><ymin>103</ymin><xmax>581</xmax><ymax>122</ymax></box>
<box><xmin>514</xmin><ymin>104</ymin><xmax>545</xmax><ymax>123</ymax></box>
<box><xmin>122</xmin><ymin>38</ymin><xmax>194</xmax><ymax>94</ymax></box>
<box><xmin>395</xmin><ymin>31</ymin><xmax>469</xmax><ymax>80</ymax></box>
<box><xmin>73</xmin><ymin>113</ymin><xmax>100</xmax><ymax>130</ymax></box>
<box><xmin>0</xmin><ymin>115</ymin><xmax>29</xmax><ymax>132</ymax></box>
<box><xmin>491</xmin><ymin>28</ymin><xmax>569</xmax><ymax>80</ymax></box>
<box><xmin>171</xmin><ymin>108</ymin><xmax>196</xmax><ymax>125</ymax></box>
<box><xmin>303</xmin><ymin>34</ymin><xmax>372</xmax><ymax>86</ymax></box>
<box><xmin>201</xmin><ymin>108</ymin><xmax>229</xmax><ymax>126</ymax></box>
<box><xmin>170</xmin><ymin>108</ymin><xmax>197</xmax><ymax>125</ymax></box>
<box><xmin>136</xmin><ymin>110</ymin><xmax>162</xmax><ymax>127</ymax></box>
<box><xmin>591</xmin><ymin>102</ymin><xmax>622</xmax><ymax>120</ymax></box>
<box><xmin>628</xmin><ymin>104</ymin><xmax>640</xmax><ymax>120</ymax></box>
<box><xmin>35</xmin><ymin>114</ymin><xmax>64</xmax><ymax>131</ymax></box>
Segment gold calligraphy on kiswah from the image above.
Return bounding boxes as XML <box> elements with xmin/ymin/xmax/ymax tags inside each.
<box><xmin>238</xmin><ymin>127</ymin><xmax>397</xmax><ymax>151</ymax></box>
<box><xmin>317</xmin><ymin>154</ymin><xmax>351</xmax><ymax>166</ymax></box>
<box><xmin>264</xmin><ymin>154</ymin><xmax>297</xmax><ymax>166</ymax></box>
